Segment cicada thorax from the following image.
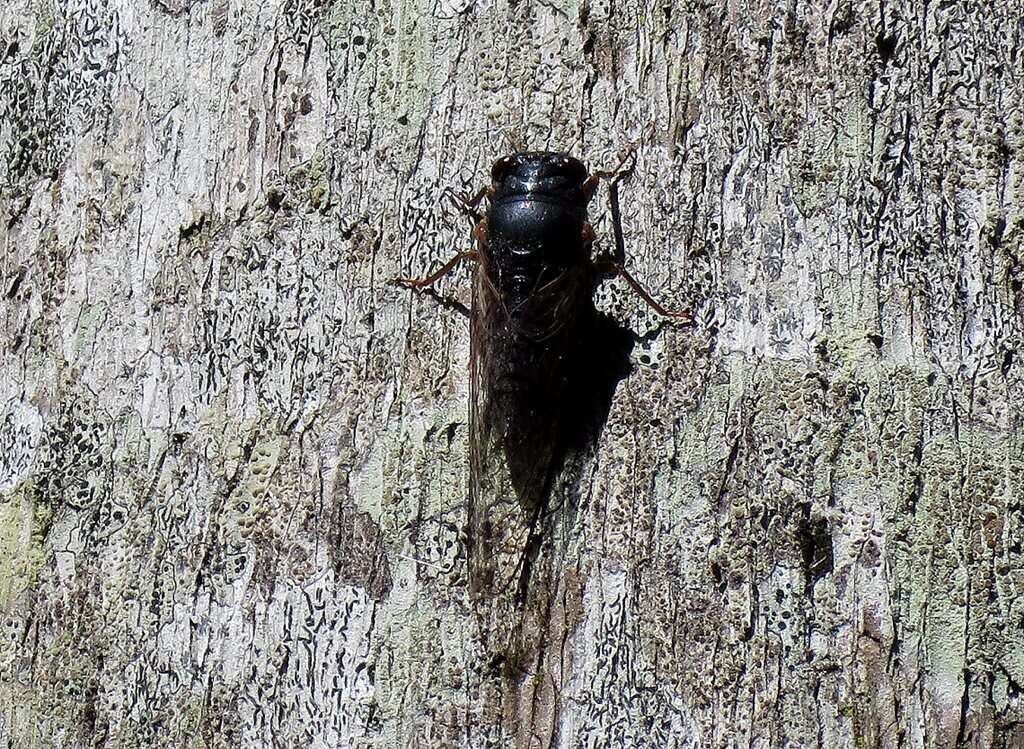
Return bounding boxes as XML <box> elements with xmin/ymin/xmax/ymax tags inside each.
<box><xmin>468</xmin><ymin>161</ymin><xmax>594</xmax><ymax>607</ymax></box>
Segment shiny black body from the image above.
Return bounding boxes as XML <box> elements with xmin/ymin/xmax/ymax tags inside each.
<box><xmin>485</xmin><ymin>154</ymin><xmax>590</xmax><ymax>309</ymax></box>
<box><xmin>483</xmin><ymin>153</ymin><xmax>592</xmax><ymax>317</ymax></box>
<box><xmin>468</xmin><ymin>152</ymin><xmax>597</xmax><ymax>596</ymax></box>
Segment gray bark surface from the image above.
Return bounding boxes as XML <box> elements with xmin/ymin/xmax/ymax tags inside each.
<box><xmin>2</xmin><ymin>0</ymin><xmax>1024</xmax><ymax>746</ymax></box>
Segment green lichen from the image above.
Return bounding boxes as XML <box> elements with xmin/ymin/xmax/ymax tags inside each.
<box><xmin>0</xmin><ymin>479</ymin><xmax>50</xmax><ymax>608</ymax></box>
<box><xmin>31</xmin><ymin>0</ymin><xmax>56</xmax><ymax>41</ymax></box>
<box><xmin>281</xmin><ymin>146</ymin><xmax>332</xmax><ymax>213</ymax></box>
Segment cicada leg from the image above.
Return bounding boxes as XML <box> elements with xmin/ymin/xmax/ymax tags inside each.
<box><xmin>393</xmin><ymin>220</ymin><xmax>487</xmax><ymax>289</ymax></box>
<box><xmin>443</xmin><ymin>185</ymin><xmax>492</xmax><ymax>223</ymax></box>
<box><xmin>592</xmin><ymin>257</ymin><xmax>692</xmax><ymax>321</ymax></box>
<box><xmin>391</xmin><ymin>250</ymin><xmax>478</xmax><ymax>289</ymax></box>
<box><xmin>582</xmin><ymin>148</ymin><xmax>638</xmax><ymax>202</ymax></box>
<box><xmin>581</xmin><ymin>145</ymin><xmax>690</xmax><ymax>320</ymax></box>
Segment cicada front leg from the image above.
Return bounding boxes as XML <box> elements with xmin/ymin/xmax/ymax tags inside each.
<box><xmin>444</xmin><ymin>185</ymin><xmax>492</xmax><ymax>223</ymax></box>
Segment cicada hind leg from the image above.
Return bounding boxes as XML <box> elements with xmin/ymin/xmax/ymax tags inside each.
<box><xmin>581</xmin><ymin>151</ymin><xmax>692</xmax><ymax>322</ymax></box>
<box><xmin>592</xmin><ymin>256</ymin><xmax>692</xmax><ymax>321</ymax></box>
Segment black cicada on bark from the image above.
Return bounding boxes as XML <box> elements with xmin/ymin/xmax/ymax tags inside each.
<box><xmin>395</xmin><ymin>152</ymin><xmax>688</xmax><ymax>608</ymax></box>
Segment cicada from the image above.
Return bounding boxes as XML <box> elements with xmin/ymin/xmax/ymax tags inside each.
<box><xmin>395</xmin><ymin>152</ymin><xmax>689</xmax><ymax>609</ymax></box>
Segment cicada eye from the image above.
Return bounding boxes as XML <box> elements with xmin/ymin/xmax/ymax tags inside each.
<box><xmin>559</xmin><ymin>155</ymin><xmax>587</xmax><ymax>184</ymax></box>
<box><xmin>491</xmin><ymin>155</ymin><xmax>519</xmax><ymax>182</ymax></box>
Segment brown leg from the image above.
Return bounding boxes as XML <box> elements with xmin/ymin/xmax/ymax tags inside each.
<box><xmin>593</xmin><ymin>259</ymin><xmax>692</xmax><ymax>321</ymax></box>
<box><xmin>392</xmin><ymin>250</ymin><xmax>478</xmax><ymax>289</ymax></box>
<box><xmin>444</xmin><ymin>186</ymin><xmax>492</xmax><ymax>221</ymax></box>
<box><xmin>582</xmin><ymin>149</ymin><xmax>638</xmax><ymax>202</ymax></box>
<box><xmin>584</xmin><ymin>137</ymin><xmax>684</xmax><ymax>319</ymax></box>
<box><xmin>473</xmin><ymin>218</ymin><xmax>488</xmax><ymax>245</ymax></box>
<box><xmin>582</xmin><ymin>222</ymin><xmax>595</xmax><ymax>245</ymax></box>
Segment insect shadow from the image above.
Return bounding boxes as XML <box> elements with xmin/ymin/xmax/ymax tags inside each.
<box><xmin>509</xmin><ymin>303</ymin><xmax>634</xmax><ymax>602</ymax></box>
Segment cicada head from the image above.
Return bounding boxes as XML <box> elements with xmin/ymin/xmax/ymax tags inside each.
<box><xmin>490</xmin><ymin>152</ymin><xmax>589</xmax><ymax>207</ymax></box>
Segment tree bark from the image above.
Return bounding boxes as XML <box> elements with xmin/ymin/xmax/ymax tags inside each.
<box><xmin>2</xmin><ymin>0</ymin><xmax>1024</xmax><ymax>746</ymax></box>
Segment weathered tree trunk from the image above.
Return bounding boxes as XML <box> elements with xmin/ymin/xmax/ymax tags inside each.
<box><xmin>2</xmin><ymin>0</ymin><xmax>1024</xmax><ymax>746</ymax></box>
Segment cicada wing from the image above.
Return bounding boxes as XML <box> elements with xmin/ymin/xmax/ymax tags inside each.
<box><xmin>467</xmin><ymin>268</ymin><xmax>523</xmax><ymax>602</ymax></box>
<box><xmin>467</xmin><ymin>262</ymin><xmax>593</xmax><ymax>605</ymax></box>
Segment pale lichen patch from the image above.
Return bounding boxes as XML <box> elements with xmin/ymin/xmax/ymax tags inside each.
<box><xmin>0</xmin><ymin>481</ymin><xmax>50</xmax><ymax>608</ymax></box>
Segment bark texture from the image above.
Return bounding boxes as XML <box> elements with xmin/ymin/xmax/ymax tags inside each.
<box><xmin>2</xmin><ymin>0</ymin><xmax>1024</xmax><ymax>746</ymax></box>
